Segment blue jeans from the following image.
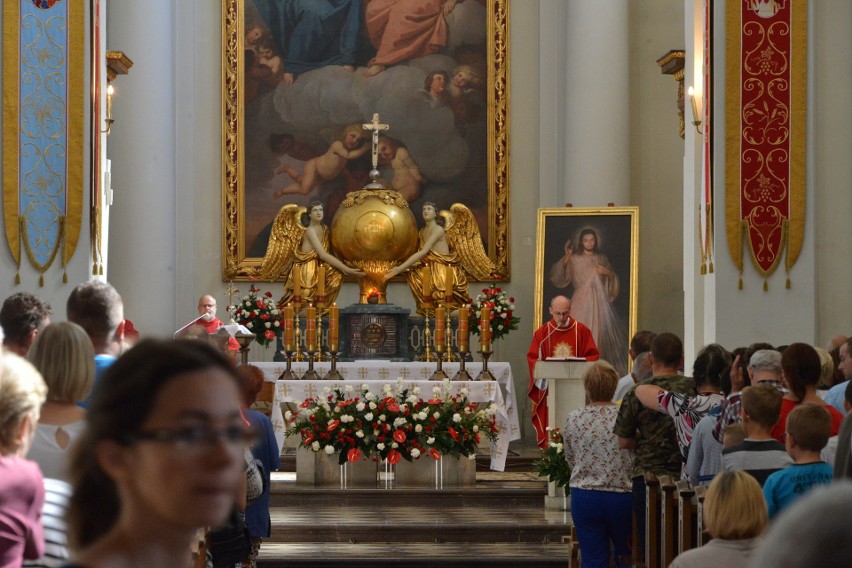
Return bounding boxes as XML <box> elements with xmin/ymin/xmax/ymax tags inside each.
<box><xmin>570</xmin><ymin>488</ymin><xmax>632</xmax><ymax>568</ymax></box>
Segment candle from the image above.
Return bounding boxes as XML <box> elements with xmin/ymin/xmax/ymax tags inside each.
<box><xmin>422</xmin><ymin>266</ymin><xmax>432</xmax><ymax>306</ymax></box>
<box><xmin>306</xmin><ymin>306</ymin><xmax>317</xmax><ymax>351</ymax></box>
<box><xmin>283</xmin><ymin>303</ymin><xmax>294</xmax><ymax>351</ymax></box>
<box><xmin>457</xmin><ymin>304</ymin><xmax>469</xmax><ymax>352</ymax></box>
<box><xmin>442</xmin><ymin>278</ymin><xmax>453</xmax><ymax>308</ymax></box>
<box><xmin>328</xmin><ymin>303</ymin><xmax>339</xmax><ymax>351</ymax></box>
<box><xmin>293</xmin><ymin>268</ymin><xmax>302</xmax><ymax>302</ymax></box>
<box><xmin>317</xmin><ymin>265</ymin><xmax>326</xmax><ymax>305</ymax></box>
<box><xmin>434</xmin><ymin>306</ymin><xmax>445</xmax><ymax>351</ymax></box>
<box><xmin>479</xmin><ymin>306</ymin><xmax>491</xmax><ymax>352</ymax></box>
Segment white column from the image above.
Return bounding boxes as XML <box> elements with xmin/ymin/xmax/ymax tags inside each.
<box><xmin>105</xmin><ymin>0</ymin><xmax>177</xmax><ymax>336</ymax></box>
<box><xmin>561</xmin><ymin>0</ymin><xmax>630</xmax><ymax>206</ymax></box>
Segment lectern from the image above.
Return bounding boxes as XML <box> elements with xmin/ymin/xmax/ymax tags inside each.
<box><xmin>533</xmin><ymin>359</ymin><xmax>593</xmax><ymax>510</ymax></box>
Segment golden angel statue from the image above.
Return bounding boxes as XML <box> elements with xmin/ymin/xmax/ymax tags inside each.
<box><xmin>260</xmin><ymin>201</ymin><xmax>364</xmax><ymax>306</ymax></box>
<box><xmin>384</xmin><ymin>202</ymin><xmax>499</xmax><ymax>313</ymax></box>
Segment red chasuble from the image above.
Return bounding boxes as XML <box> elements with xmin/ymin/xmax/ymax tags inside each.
<box><xmin>526</xmin><ymin>319</ymin><xmax>599</xmax><ymax>449</ymax></box>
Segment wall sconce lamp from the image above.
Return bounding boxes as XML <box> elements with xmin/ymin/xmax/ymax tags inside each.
<box><xmin>103</xmin><ymin>83</ymin><xmax>115</xmax><ymax>135</ymax></box>
<box><xmin>687</xmin><ymin>86</ymin><xmax>703</xmax><ymax>134</ymax></box>
<box><xmin>104</xmin><ymin>50</ymin><xmax>134</xmax><ymax>137</ymax></box>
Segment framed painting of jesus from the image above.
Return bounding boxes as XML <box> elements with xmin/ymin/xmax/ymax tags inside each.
<box><xmin>534</xmin><ymin>207</ymin><xmax>639</xmax><ymax>378</ymax></box>
<box><xmin>222</xmin><ymin>0</ymin><xmax>510</xmax><ymax>281</ymax></box>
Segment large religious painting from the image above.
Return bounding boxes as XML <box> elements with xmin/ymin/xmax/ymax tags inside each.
<box><xmin>534</xmin><ymin>208</ymin><xmax>638</xmax><ymax>377</ymax></box>
<box><xmin>222</xmin><ymin>0</ymin><xmax>509</xmax><ymax>281</ymax></box>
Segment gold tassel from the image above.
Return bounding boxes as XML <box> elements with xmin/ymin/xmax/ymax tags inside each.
<box><xmin>708</xmin><ymin>261</ymin><xmax>714</xmax><ymax>273</ymax></box>
<box><xmin>15</xmin><ymin>272</ymin><xmax>20</xmax><ymax>285</ymax></box>
<box><xmin>99</xmin><ymin>264</ymin><xmax>104</xmax><ymax>275</ymax></box>
<box><xmin>786</xmin><ymin>277</ymin><xmax>791</xmax><ymax>289</ymax></box>
<box><xmin>763</xmin><ymin>280</ymin><xmax>768</xmax><ymax>292</ymax></box>
<box><xmin>738</xmin><ymin>275</ymin><xmax>743</xmax><ymax>289</ymax></box>
<box><xmin>63</xmin><ymin>270</ymin><xmax>68</xmax><ymax>284</ymax></box>
<box><xmin>700</xmin><ymin>263</ymin><xmax>707</xmax><ymax>275</ymax></box>
<box><xmin>92</xmin><ymin>263</ymin><xmax>98</xmax><ymax>275</ymax></box>
<box><xmin>39</xmin><ymin>273</ymin><xmax>44</xmax><ymax>287</ymax></box>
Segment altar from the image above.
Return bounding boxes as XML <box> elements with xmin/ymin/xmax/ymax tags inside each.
<box><xmin>253</xmin><ymin>361</ymin><xmax>520</xmax><ymax>471</ymax></box>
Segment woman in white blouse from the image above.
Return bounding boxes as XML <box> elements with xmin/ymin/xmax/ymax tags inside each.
<box><xmin>563</xmin><ymin>361</ymin><xmax>635</xmax><ymax>568</ymax></box>
<box><xmin>26</xmin><ymin>322</ymin><xmax>95</xmax><ymax>481</ymax></box>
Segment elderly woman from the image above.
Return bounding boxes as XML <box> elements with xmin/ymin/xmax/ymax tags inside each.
<box><xmin>26</xmin><ymin>322</ymin><xmax>95</xmax><ymax>481</ymax></box>
<box><xmin>64</xmin><ymin>339</ymin><xmax>249</xmax><ymax>567</ymax></box>
<box><xmin>0</xmin><ymin>352</ymin><xmax>48</xmax><ymax>565</ymax></box>
<box><xmin>669</xmin><ymin>470</ymin><xmax>767</xmax><ymax>567</ymax></box>
<box><xmin>562</xmin><ymin>361</ymin><xmax>634</xmax><ymax>568</ymax></box>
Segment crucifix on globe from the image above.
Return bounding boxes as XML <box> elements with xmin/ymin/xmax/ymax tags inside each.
<box><xmin>362</xmin><ymin>113</ymin><xmax>389</xmax><ymax>181</ymax></box>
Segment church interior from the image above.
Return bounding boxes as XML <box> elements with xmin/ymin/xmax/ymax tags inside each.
<box><xmin>0</xmin><ymin>1</ymin><xmax>850</xmax><ymax>566</ymax></box>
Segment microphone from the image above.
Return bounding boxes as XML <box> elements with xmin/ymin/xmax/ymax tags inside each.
<box><xmin>173</xmin><ymin>316</ymin><xmax>203</xmax><ymax>338</ymax></box>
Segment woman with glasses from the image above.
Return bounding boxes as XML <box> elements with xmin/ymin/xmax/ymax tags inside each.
<box><xmin>64</xmin><ymin>339</ymin><xmax>250</xmax><ymax>567</ymax></box>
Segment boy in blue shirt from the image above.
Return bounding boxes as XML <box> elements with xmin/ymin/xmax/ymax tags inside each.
<box><xmin>763</xmin><ymin>403</ymin><xmax>833</xmax><ymax>518</ymax></box>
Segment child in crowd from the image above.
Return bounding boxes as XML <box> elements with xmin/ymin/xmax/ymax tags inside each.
<box><xmin>762</xmin><ymin>403</ymin><xmax>833</xmax><ymax>518</ymax></box>
<box><xmin>722</xmin><ymin>423</ymin><xmax>745</xmax><ymax>449</ymax></box>
<box><xmin>722</xmin><ymin>385</ymin><xmax>792</xmax><ymax>486</ymax></box>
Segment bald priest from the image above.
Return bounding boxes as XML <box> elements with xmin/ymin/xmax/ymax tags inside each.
<box><xmin>526</xmin><ymin>295</ymin><xmax>600</xmax><ymax>448</ymax></box>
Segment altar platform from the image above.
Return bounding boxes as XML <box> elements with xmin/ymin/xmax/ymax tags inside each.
<box><xmin>253</xmin><ymin>361</ymin><xmax>520</xmax><ymax>471</ymax></box>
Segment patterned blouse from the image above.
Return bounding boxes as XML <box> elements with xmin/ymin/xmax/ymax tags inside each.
<box><xmin>657</xmin><ymin>391</ymin><xmax>725</xmax><ymax>464</ymax></box>
<box><xmin>562</xmin><ymin>405</ymin><xmax>634</xmax><ymax>492</ymax></box>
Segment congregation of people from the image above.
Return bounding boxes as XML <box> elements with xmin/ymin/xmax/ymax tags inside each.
<box><xmin>0</xmin><ymin>285</ymin><xmax>276</xmax><ymax>568</ymax></box>
<box><xmin>555</xmin><ymin>324</ymin><xmax>852</xmax><ymax>568</ymax></box>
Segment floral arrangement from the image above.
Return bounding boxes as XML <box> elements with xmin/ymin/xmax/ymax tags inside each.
<box><xmin>469</xmin><ymin>284</ymin><xmax>520</xmax><ymax>342</ymax></box>
<box><xmin>228</xmin><ymin>284</ymin><xmax>281</xmax><ymax>347</ymax></box>
<box><xmin>532</xmin><ymin>427</ymin><xmax>571</xmax><ymax>490</ymax></box>
<box><xmin>285</xmin><ymin>380</ymin><xmax>499</xmax><ymax>465</ymax></box>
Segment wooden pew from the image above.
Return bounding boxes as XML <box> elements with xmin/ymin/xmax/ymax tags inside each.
<box><xmin>695</xmin><ymin>485</ymin><xmax>709</xmax><ymax>547</ymax></box>
<box><xmin>645</xmin><ymin>473</ymin><xmax>661</xmax><ymax>568</ymax></box>
<box><xmin>659</xmin><ymin>475</ymin><xmax>678</xmax><ymax>567</ymax></box>
<box><xmin>676</xmin><ymin>480</ymin><xmax>697</xmax><ymax>555</ymax></box>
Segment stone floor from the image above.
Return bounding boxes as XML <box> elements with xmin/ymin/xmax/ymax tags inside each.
<box><xmin>256</xmin><ymin>443</ymin><xmax>573</xmax><ymax>567</ymax></box>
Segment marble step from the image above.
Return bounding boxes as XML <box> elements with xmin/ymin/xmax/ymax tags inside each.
<box><xmin>256</xmin><ymin>542</ymin><xmax>571</xmax><ymax>567</ymax></box>
<box><xmin>266</xmin><ymin>504</ymin><xmax>572</xmax><ymax>544</ymax></box>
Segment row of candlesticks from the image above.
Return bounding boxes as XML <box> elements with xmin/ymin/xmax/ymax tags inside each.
<box><xmin>276</xmin><ymin>301</ymin><xmax>495</xmax><ymax>381</ymax></box>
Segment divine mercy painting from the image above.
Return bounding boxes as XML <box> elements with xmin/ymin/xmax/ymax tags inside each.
<box><xmin>222</xmin><ymin>0</ymin><xmax>509</xmax><ymax>280</ymax></box>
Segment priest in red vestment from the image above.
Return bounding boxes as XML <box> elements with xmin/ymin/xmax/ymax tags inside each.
<box><xmin>527</xmin><ymin>295</ymin><xmax>599</xmax><ymax>448</ymax></box>
<box><xmin>192</xmin><ymin>294</ymin><xmax>239</xmax><ymax>353</ymax></box>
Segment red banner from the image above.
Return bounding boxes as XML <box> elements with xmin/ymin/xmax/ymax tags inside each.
<box><xmin>725</xmin><ymin>0</ymin><xmax>806</xmax><ymax>289</ymax></box>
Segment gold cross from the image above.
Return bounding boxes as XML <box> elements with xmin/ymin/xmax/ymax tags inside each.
<box><xmin>399</xmin><ymin>367</ymin><xmax>411</xmax><ymax>379</ymax></box>
<box><xmin>278</xmin><ymin>382</ymin><xmax>291</xmax><ymax>400</ymax></box>
<box><xmin>483</xmin><ymin>382</ymin><xmax>496</xmax><ymax>397</ymax></box>
<box><xmin>304</xmin><ymin>384</ymin><xmax>318</xmax><ymax>399</ymax></box>
<box><xmin>378</xmin><ymin>367</ymin><xmax>390</xmax><ymax>380</ymax></box>
<box><xmin>358</xmin><ymin>367</ymin><xmax>369</xmax><ymax>380</ymax></box>
<box><xmin>362</xmin><ymin>113</ymin><xmax>390</xmax><ymax>175</ymax></box>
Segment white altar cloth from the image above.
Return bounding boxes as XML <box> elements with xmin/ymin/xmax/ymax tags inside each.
<box><xmin>253</xmin><ymin>362</ymin><xmax>520</xmax><ymax>471</ymax></box>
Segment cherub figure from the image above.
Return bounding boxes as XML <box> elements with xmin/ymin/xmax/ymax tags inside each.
<box><xmin>260</xmin><ymin>201</ymin><xmax>364</xmax><ymax>307</ymax></box>
<box><xmin>274</xmin><ymin>125</ymin><xmax>370</xmax><ymax>197</ymax></box>
<box><xmin>377</xmin><ymin>135</ymin><xmax>424</xmax><ymax>201</ymax></box>
<box><xmin>384</xmin><ymin>202</ymin><xmax>499</xmax><ymax>314</ymax></box>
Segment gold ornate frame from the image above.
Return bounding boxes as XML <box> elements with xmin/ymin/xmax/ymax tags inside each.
<box><xmin>221</xmin><ymin>0</ymin><xmax>510</xmax><ymax>281</ymax></box>
<box><xmin>534</xmin><ymin>207</ymin><xmax>639</xmax><ymax>373</ymax></box>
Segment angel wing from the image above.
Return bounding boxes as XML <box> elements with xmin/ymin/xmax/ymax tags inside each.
<box><xmin>442</xmin><ymin>203</ymin><xmax>499</xmax><ymax>281</ymax></box>
<box><xmin>259</xmin><ymin>204</ymin><xmax>306</xmax><ymax>281</ymax></box>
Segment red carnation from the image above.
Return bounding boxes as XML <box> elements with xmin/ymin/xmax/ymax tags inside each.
<box><xmin>264</xmin><ymin>330</ymin><xmax>275</xmax><ymax>340</ymax></box>
<box><xmin>256</xmin><ymin>300</ymin><xmax>264</xmax><ymax>309</ymax></box>
<box><xmin>265</xmin><ymin>291</ymin><xmax>273</xmax><ymax>298</ymax></box>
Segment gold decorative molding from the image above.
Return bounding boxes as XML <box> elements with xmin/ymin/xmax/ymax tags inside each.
<box><xmin>105</xmin><ymin>50</ymin><xmax>133</xmax><ymax>82</ymax></box>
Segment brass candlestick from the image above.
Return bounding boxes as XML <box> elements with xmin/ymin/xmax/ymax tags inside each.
<box><xmin>444</xmin><ymin>307</ymin><xmax>453</xmax><ymax>362</ymax></box>
<box><xmin>475</xmin><ymin>350</ymin><xmax>496</xmax><ymax>381</ymax></box>
<box><xmin>452</xmin><ymin>350</ymin><xmax>473</xmax><ymax>381</ymax></box>
<box><xmin>234</xmin><ymin>332</ymin><xmax>255</xmax><ymax>367</ymax></box>
<box><xmin>301</xmin><ymin>350</ymin><xmax>320</xmax><ymax>381</ymax></box>
<box><xmin>429</xmin><ymin>348</ymin><xmax>448</xmax><ymax>381</ymax></box>
<box><xmin>323</xmin><ymin>350</ymin><xmax>343</xmax><ymax>381</ymax></box>
<box><xmin>293</xmin><ymin>304</ymin><xmax>303</xmax><ymax>362</ymax></box>
<box><xmin>315</xmin><ymin>306</ymin><xmax>324</xmax><ymax>362</ymax></box>
<box><xmin>422</xmin><ymin>305</ymin><xmax>433</xmax><ymax>362</ymax></box>
<box><xmin>277</xmin><ymin>350</ymin><xmax>298</xmax><ymax>380</ymax></box>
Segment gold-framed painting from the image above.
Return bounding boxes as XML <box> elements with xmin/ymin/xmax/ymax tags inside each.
<box><xmin>222</xmin><ymin>0</ymin><xmax>509</xmax><ymax>281</ymax></box>
<box><xmin>534</xmin><ymin>207</ymin><xmax>639</xmax><ymax>377</ymax></box>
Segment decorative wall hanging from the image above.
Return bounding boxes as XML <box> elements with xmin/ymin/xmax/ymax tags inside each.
<box><xmin>725</xmin><ymin>0</ymin><xmax>807</xmax><ymax>290</ymax></box>
<box><xmin>3</xmin><ymin>0</ymin><xmax>84</xmax><ymax>286</ymax></box>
